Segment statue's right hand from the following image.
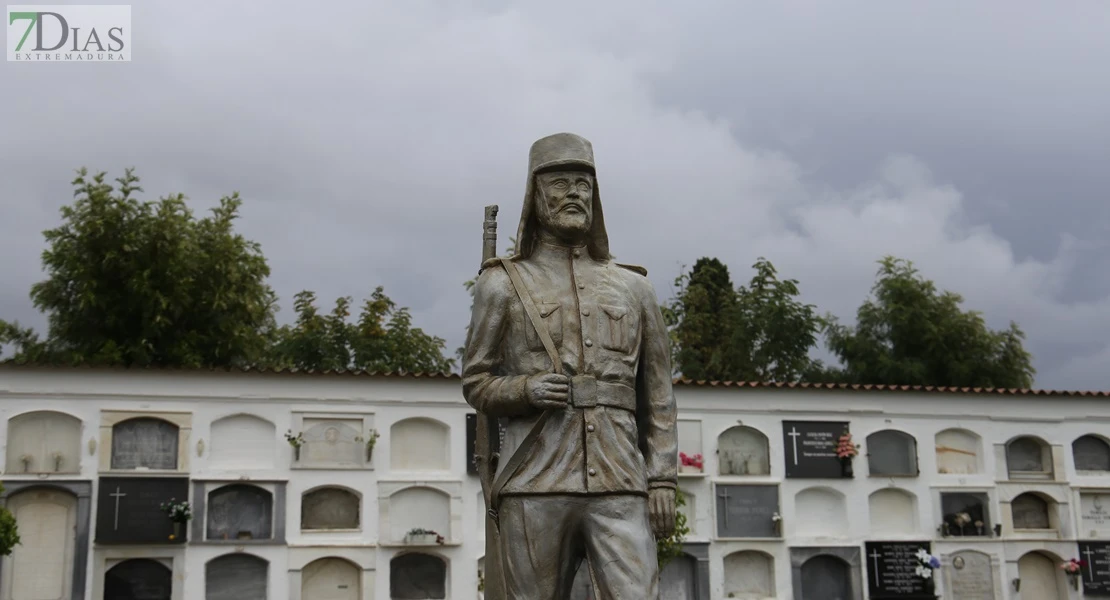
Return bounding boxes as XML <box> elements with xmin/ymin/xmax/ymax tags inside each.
<box><xmin>525</xmin><ymin>373</ymin><xmax>570</xmax><ymax>410</ymax></box>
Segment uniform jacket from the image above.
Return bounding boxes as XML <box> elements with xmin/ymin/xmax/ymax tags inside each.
<box><xmin>462</xmin><ymin>239</ymin><xmax>678</xmax><ymax>497</ymax></box>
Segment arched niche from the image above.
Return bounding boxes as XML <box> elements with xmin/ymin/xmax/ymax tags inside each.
<box><xmin>717</xmin><ymin>426</ymin><xmax>770</xmax><ymax>476</ymax></box>
<box><xmin>868</xmin><ymin>488</ymin><xmax>918</xmax><ymax>535</ymax></box>
<box><xmin>302</xmin><ymin>557</ymin><xmax>360</xmax><ymax>598</ymax></box>
<box><xmin>302</xmin><ymin>486</ymin><xmax>360</xmax><ymax>530</ymax></box>
<box><xmin>723</xmin><ymin>550</ymin><xmax>775</xmax><ymax>598</ymax></box>
<box><xmin>1017</xmin><ymin>551</ymin><xmax>1067</xmax><ymax>599</ymax></box>
<box><xmin>1073</xmin><ymin>434</ymin><xmax>1110</xmax><ymax>472</ymax></box>
<box><xmin>105</xmin><ymin>559</ymin><xmax>172</xmax><ymax>599</ymax></box>
<box><xmin>1006</xmin><ymin>435</ymin><xmax>1054</xmax><ymax>480</ymax></box>
<box><xmin>206</xmin><ymin>553</ymin><xmax>268</xmax><ymax>600</ymax></box>
<box><xmin>795</xmin><ymin>487</ymin><xmax>848</xmax><ymax>536</ymax></box>
<box><xmin>6</xmin><ymin>410</ymin><xmax>82</xmax><ymax>474</ymax></box>
<box><xmin>391</xmin><ymin>417</ymin><xmax>450</xmax><ymax>471</ymax></box>
<box><xmin>1012</xmin><ymin>492</ymin><xmax>1054</xmax><ymax>530</ymax></box>
<box><xmin>935</xmin><ymin>428</ymin><xmax>982</xmax><ymax>474</ymax></box>
<box><xmin>111</xmin><ymin>417</ymin><xmax>179</xmax><ymax>470</ymax></box>
<box><xmin>391</xmin><ymin>552</ymin><xmax>447</xmax><ymax>599</ymax></box>
<box><xmin>209</xmin><ymin>414</ymin><xmax>275</xmax><ymax>469</ymax></box>
<box><xmin>660</xmin><ymin>552</ymin><xmax>698</xmax><ymax>599</ymax></box>
<box><xmin>800</xmin><ymin>555</ymin><xmax>852</xmax><ymax>599</ymax></box>
<box><xmin>206</xmin><ymin>484</ymin><xmax>273</xmax><ymax>541</ymax></box>
<box><xmin>389</xmin><ymin>486</ymin><xmax>450</xmax><ymax>542</ymax></box>
<box><xmin>1</xmin><ymin>487</ymin><xmax>78</xmax><ymax>599</ymax></box>
<box><xmin>866</xmin><ymin>430</ymin><xmax>918</xmax><ymax>476</ymax></box>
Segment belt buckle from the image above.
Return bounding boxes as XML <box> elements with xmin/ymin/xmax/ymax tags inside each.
<box><xmin>570</xmin><ymin>375</ymin><xmax>597</xmax><ymax>408</ymax></box>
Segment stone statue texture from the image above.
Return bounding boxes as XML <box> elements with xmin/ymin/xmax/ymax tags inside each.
<box><xmin>463</xmin><ymin>132</ymin><xmax>679</xmax><ymax>599</ymax></box>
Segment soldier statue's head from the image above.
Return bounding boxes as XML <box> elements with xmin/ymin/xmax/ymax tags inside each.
<box><xmin>515</xmin><ymin>133</ymin><xmax>611</xmax><ymax>261</ymax></box>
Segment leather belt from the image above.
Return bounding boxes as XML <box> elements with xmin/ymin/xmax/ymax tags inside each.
<box><xmin>568</xmin><ymin>375</ymin><xmax>636</xmax><ymax>412</ymax></box>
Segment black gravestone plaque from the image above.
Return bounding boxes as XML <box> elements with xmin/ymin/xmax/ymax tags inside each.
<box><xmin>96</xmin><ymin>477</ymin><xmax>189</xmax><ymax>544</ymax></box>
<box><xmin>783</xmin><ymin>421</ymin><xmax>849</xmax><ymax>478</ymax></box>
<box><xmin>1079</xmin><ymin>541</ymin><xmax>1110</xmax><ymax>596</ymax></box>
<box><xmin>715</xmin><ymin>484</ymin><xmax>779</xmax><ymax>538</ymax></box>
<box><xmin>865</xmin><ymin>541</ymin><xmax>936</xmax><ymax>599</ymax></box>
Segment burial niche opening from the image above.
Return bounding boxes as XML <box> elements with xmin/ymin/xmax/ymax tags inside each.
<box><xmin>5</xmin><ymin>410</ymin><xmax>82</xmax><ymax>473</ymax></box>
<box><xmin>1073</xmin><ymin>435</ymin><xmax>1110</xmax><ymax>472</ymax></box>
<box><xmin>1006</xmin><ymin>435</ymin><xmax>1053</xmax><ymax>480</ymax></box>
<box><xmin>111</xmin><ymin>417</ymin><xmax>179</xmax><ymax>470</ymax></box>
<box><xmin>1012</xmin><ymin>492</ymin><xmax>1052</xmax><ymax>530</ymax></box>
<box><xmin>302</xmin><ymin>486</ymin><xmax>360</xmax><ymax>530</ymax></box>
<box><xmin>660</xmin><ymin>552</ymin><xmax>699</xmax><ymax>599</ymax></box>
<box><xmin>1</xmin><ymin>487</ymin><xmax>78</xmax><ymax>599</ymax></box>
<box><xmin>209</xmin><ymin>414</ymin><xmax>275</xmax><ymax>470</ymax></box>
<box><xmin>724</xmin><ymin>550</ymin><xmax>775</xmax><ymax>598</ymax></box>
<box><xmin>302</xmin><ymin>557</ymin><xmax>360</xmax><ymax>599</ymax></box>
<box><xmin>717</xmin><ymin>426</ymin><xmax>770</xmax><ymax>476</ymax></box>
<box><xmin>391</xmin><ymin>417</ymin><xmax>450</xmax><ymax>471</ymax></box>
<box><xmin>868</xmin><ymin>488</ymin><xmax>918</xmax><ymax>535</ymax></box>
<box><xmin>206</xmin><ymin>484</ymin><xmax>273</xmax><ymax>541</ymax></box>
<box><xmin>104</xmin><ymin>558</ymin><xmax>172</xmax><ymax>600</ymax></box>
<box><xmin>795</xmin><ymin>487</ymin><xmax>848</xmax><ymax>537</ymax></box>
<box><xmin>940</xmin><ymin>492</ymin><xmax>991</xmax><ymax>536</ymax></box>
<box><xmin>389</xmin><ymin>486</ymin><xmax>450</xmax><ymax>542</ymax></box>
<box><xmin>390</xmin><ymin>552</ymin><xmax>447</xmax><ymax>599</ymax></box>
<box><xmin>935</xmin><ymin>428</ymin><xmax>981</xmax><ymax>474</ymax></box>
<box><xmin>866</xmin><ymin>430</ymin><xmax>918</xmax><ymax>476</ymax></box>
<box><xmin>799</xmin><ymin>555</ymin><xmax>852</xmax><ymax>600</ymax></box>
<box><xmin>206</xmin><ymin>554</ymin><xmax>268</xmax><ymax>600</ymax></box>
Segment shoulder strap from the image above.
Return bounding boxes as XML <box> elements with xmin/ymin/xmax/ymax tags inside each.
<box><xmin>488</xmin><ymin>257</ymin><xmax>561</xmax><ymax>525</ymax></box>
<box><xmin>498</xmin><ymin>257</ymin><xmax>561</xmax><ymax>375</ymax></box>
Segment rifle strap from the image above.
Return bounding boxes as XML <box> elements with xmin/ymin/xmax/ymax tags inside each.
<box><xmin>488</xmin><ymin>257</ymin><xmax>562</xmax><ymax>527</ymax></box>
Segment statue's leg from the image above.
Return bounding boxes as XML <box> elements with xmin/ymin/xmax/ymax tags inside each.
<box><xmin>499</xmin><ymin>495</ymin><xmax>583</xmax><ymax>600</ymax></box>
<box><xmin>580</xmin><ymin>494</ymin><xmax>659</xmax><ymax>600</ymax></box>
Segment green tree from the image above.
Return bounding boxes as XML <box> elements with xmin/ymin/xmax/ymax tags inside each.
<box><xmin>0</xmin><ymin>168</ymin><xmax>278</xmax><ymax>367</ymax></box>
<box><xmin>821</xmin><ymin>256</ymin><xmax>1035</xmax><ymax>388</ymax></box>
<box><xmin>267</xmin><ymin>288</ymin><xmax>454</xmax><ymax>373</ymax></box>
<box><xmin>655</xmin><ymin>488</ymin><xmax>690</xmax><ymax>569</ymax></box>
<box><xmin>668</xmin><ymin>257</ymin><xmax>823</xmax><ymax>382</ymax></box>
<box><xmin>0</xmin><ymin>483</ymin><xmax>19</xmax><ymax>556</ymax></box>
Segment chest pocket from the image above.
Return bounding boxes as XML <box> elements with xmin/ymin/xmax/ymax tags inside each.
<box><xmin>598</xmin><ymin>304</ymin><xmax>637</xmax><ymax>352</ymax></box>
<box><xmin>524</xmin><ymin>302</ymin><xmax>563</xmax><ymax>350</ymax></box>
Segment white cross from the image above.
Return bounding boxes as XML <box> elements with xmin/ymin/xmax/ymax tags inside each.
<box><xmin>788</xmin><ymin>427</ymin><xmax>802</xmax><ymax>466</ymax></box>
<box><xmin>869</xmin><ymin>549</ymin><xmax>883</xmax><ymax>588</ymax></box>
<box><xmin>1084</xmin><ymin>546</ymin><xmax>1096</xmax><ymax>583</ymax></box>
<box><xmin>717</xmin><ymin>488</ymin><xmax>731</xmax><ymax>528</ymax></box>
<box><xmin>110</xmin><ymin>487</ymin><xmax>127</xmax><ymax>530</ymax></box>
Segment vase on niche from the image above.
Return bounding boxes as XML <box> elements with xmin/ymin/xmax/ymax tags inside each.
<box><xmin>840</xmin><ymin>456</ymin><xmax>854</xmax><ymax>477</ymax></box>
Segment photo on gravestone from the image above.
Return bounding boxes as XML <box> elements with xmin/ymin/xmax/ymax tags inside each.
<box><xmin>1078</xmin><ymin>541</ymin><xmax>1110</xmax><ymax>596</ymax></box>
<box><xmin>205</xmin><ymin>484</ymin><xmax>273</xmax><ymax>541</ymax></box>
<box><xmin>939</xmin><ymin>492</ymin><xmax>990</xmax><ymax>537</ymax></box>
<box><xmin>865</xmin><ymin>541</ymin><xmax>936</xmax><ymax>599</ymax></box>
<box><xmin>945</xmin><ymin>550</ymin><xmax>996</xmax><ymax>600</ymax></box>
<box><xmin>783</xmin><ymin>421</ymin><xmax>849</xmax><ymax>478</ymax></box>
<box><xmin>96</xmin><ymin>477</ymin><xmax>190</xmax><ymax>544</ymax></box>
<box><xmin>715</xmin><ymin>484</ymin><xmax>780</xmax><ymax>538</ymax></box>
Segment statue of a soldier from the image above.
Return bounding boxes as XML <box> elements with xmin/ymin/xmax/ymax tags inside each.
<box><xmin>463</xmin><ymin>132</ymin><xmax>678</xmax><ymax>599</ymax></box>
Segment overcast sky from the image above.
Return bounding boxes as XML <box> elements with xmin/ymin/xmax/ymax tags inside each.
<box><xmin>3</xmin><ymin>1</ymin><xmax>1109</xmax><ymax>390</ymax></box>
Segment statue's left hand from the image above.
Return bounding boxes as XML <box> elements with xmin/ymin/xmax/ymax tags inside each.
<box><xmin>649</xmin><ymin>487</ymin><xmax>676</xmax><ymax>538</ymax></box>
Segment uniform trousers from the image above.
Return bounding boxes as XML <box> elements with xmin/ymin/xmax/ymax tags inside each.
<box><xmin>498</xmin><ymin>493</ymin><xmax>659</xmax><ymax>600</ymax></box>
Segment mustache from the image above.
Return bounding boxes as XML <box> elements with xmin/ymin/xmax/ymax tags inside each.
<box><xmin>557</xmin><ymin>201</ymin><xmax>587</xmax><ymax>213</ymax></box>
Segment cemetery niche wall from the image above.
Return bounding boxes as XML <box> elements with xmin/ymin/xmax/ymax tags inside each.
<box><xmin>5</xmin><ymin>410</ymin><xmax>82</xmax><ymax>474</ymax></box>
<box><xmin>782</xmin><ymin>420</ymin><xmax>851</xmax><ymax>478</ymax></box>
<box><xmin>96</xmin><ymin>476</ymin><xmax>190</xmax><ymax>544</ymax></box>
<box><xmin>205</xmin><ymin>553</ymin><xmax>269</xmax><ymax>600</ymax></box>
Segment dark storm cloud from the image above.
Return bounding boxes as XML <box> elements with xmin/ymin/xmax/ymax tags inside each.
<box><xmin>2</xmin><ymin>1</ymin><xmax>1109</xmax><ymax>389</ymax></box>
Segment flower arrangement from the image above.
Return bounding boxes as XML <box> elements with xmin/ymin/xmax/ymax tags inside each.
<box><xmin>915</xmin><ymin>549</ymin><xmax>941</xmax><ymax>579</ymax></box>
<box><xmin>406</xmin><ymin>527</ymin><xmax>445</xmax><ymax>545</ymax></box>
<box><xmin>159</xmin><ymin>498</ymin><xmax>193</xmax><ymax>523</ymax></box>
<box><xmin>836</xmin><ymin>431</ymin><xmax>859</xmax><ymax>459</ymax></box>
<box><xmin>284</xmin><ymin>430</ymin><xmax>305</xmax><ymax>448</ymax></box>
<box><xmin>52</xmin><ymin>452</ymin><xmax>64</xmax><ymax>471</ymax></box>
<box><xmin>1061</xmin><ymin>558</ymin><xmax>1086</xmax><ymax>574</ymax></box>
<box><xmin>679</xmin><ymin>452</ymin><xmax>704</xmax><ymax>472</ymax></box>
<box><xmin>365</xmin><ymin>429</ymin><xmax>380</xmax><ymax>461</ymax></box>
<box><xmin>19</xmin><ymin>454</ymin><xmax>32</xmax><ymax>472</ymax></box>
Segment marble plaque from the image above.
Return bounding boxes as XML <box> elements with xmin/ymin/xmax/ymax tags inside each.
<box><xmin>1079</xmin><ymin>542</ymin><xmax>1110</xmax><ymax>596</ymax></box>
<box><xmin>301</xmin><ymin>487</ymin><xmax>360</xmax><ymax>530</ymax></box>
<box><xmin>945</xmin><ymin>550</ymin><xmax>995</xmax><ymax>600</ymax></box>
<box><xmin>96</xmin><ymin>477</ymin><xmax>189</xmax><ymax>544</ymax></box>
<box><xmin>104</xmin><ymin>558</ymin><xmax>172</xmax><ymax>600</ymax></box>
<box><xmin>206</xmin><ymin>554</ymin><xmax>267</xmax><ymax>600</ymax></box>
<box><xmin>865</xmin><ymin>541</ymin><xmax>934</xmax><ymax>599</ymax></box>
<box><xmin>1011</xmin><ymin>493</ymin><xmax>1050</xmax><ymax>530</ymax></box>
<box><xmin>1081</xmin><ymin>493</ymin><xmax>1110</xmax><ymax>537</ymax></box>
<box><xmin>110</xmin><ymin>418</ymin><xmax>179</xmax><ymax>470</ymax></box>
<box><xmin>783</xmin><ymin>421</ymin><xmax>849</xmax><ymax>478</ymax></box>
<box><xmin>301</xmin><ymin>418</ymin><xmax>362</xmax><ymax>466</ymax></box>
<box><xmin>715</xmin><ymin>484</ymin><xmax>778</xmax><ymax>538</ymax></box>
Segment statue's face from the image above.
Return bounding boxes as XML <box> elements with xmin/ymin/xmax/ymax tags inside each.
<box><xmin>534</xmin><ymin>170</ymin><xmax>593</xmax><ymax>241</ymax></box>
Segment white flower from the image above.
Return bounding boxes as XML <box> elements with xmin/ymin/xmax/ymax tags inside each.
<box><xmin>921</xmin><ymin>568</ymin><xmax>932</xmax><ymax>579</ymax></box>
<box><xmin>916</xmin><ymin>549</ymin><xmax>930</xmax><ymax>563</ymax></box>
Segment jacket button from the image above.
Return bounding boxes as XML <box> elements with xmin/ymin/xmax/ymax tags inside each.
<box><xmin>578</xmin><ymin>283</ymin><xmax>585</xmax><ymax>290</ymax></box>
<box><xmin>584</xmin><ymin>339</ymin><xmax>593</xmax><ymax>347</ymax></box>
<box><xmin>582</xmin><ymin>308</ymin><xmax>590</xmax><ymax>316</ymax></box>
<box><xmin>588</xmin><ymin>468</ymin><xmax>596</xmax><ymax>476</ymax></box>
<box><xmin>587</xmin><ymin>424</ymin><xmax>595</xmax><ymax>432</ymax></box>
<box><xmin>573</xmin><ymin>250</ymin><xmax>581</xmax><ymax>257</ymax></box>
